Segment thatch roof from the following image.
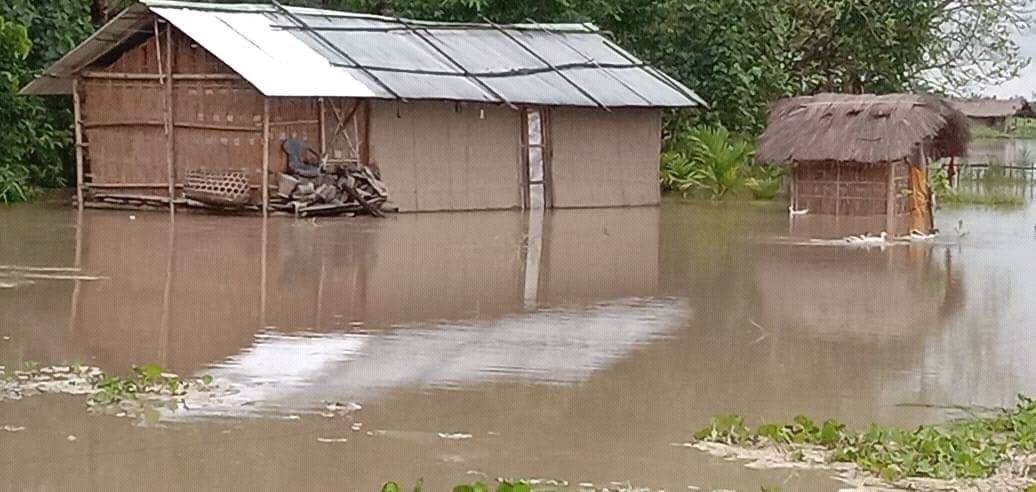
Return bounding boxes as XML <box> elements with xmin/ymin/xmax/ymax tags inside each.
<box><xmin>756</xmin><ymin>93</ymin><xmax>970</xmax><ymax>166</ymax></box>
<box><xmin>951</xmin><ymin>97</ymin><xmax>1031</xmax><ymax>119</ymax></box>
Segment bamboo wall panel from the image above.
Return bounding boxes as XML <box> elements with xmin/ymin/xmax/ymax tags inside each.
<box><xmin>268</xmin><ymin>97</ymin><xmax>321</xmax><ymax>175</ymax></box>
<box><xmin>550</xmin><ymin>108</ymin><xmax>662</xmax><ymax>208</ymax></box>
<box><xmin>370</xmin><ymin>101</ymin><xmax>522</xmax><ymax>212</ymax></box>
<box><xmin>173</xmin><ymin>81</ymin><xmax>265</xmax><ymax>185</ymax></box>
<box><xmin>81</xmin><ymin>79</ymin><xmax>166</xmax><ymax>185</ymax></box>
<box><xmin>171</xmin><ymin>31</ymin><xmax>235</xmax><ymax>74</ymax></box>
<box><xmin>106</xmin><ymin>39</ymin><xmax>163</xmax><ymax>74</ymax></box>
<box><xmin>795</xmin><ymin>162</ymin><xmax>890</xmax><ymax>217</ymax></box>
<box><xmin>792</xmin><ymin>161</ymin><xmax>918</xmax><ymax>236</ymax></box>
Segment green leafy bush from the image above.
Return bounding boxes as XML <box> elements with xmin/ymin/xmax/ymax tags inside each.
<box><xmin>660</xmin><ymin>125</ymin><xmax>783</xmax><ymax>200</ymax></box>
<box><xmin>0</xmin><ymin>1</ymin><xmax>95</xmax><ymax>203</ymax></box>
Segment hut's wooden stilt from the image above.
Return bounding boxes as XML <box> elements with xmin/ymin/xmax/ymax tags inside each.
<box><xmin>72</xmin><ymin>79</ymin><xmax>85</xmax><ymax>211</ymax></box>
<box><xmin>262</xmin><ymin>99</ymin><xmax>270</xmax><ymax>217</ymax></box>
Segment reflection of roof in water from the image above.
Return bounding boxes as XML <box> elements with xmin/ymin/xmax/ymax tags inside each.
<box><xmin>170</xmin><ymin>297</ymin><xmax>690</xmax><ymax>420</ymax></box>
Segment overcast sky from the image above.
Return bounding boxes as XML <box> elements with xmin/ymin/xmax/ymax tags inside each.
<box><xmin>977</xmin><ymin>28</ymin><xmax>1036</xmax><ymax>99</ymax></box>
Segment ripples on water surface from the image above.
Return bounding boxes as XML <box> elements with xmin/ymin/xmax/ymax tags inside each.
<box><xmin>1</xmin><ymin>195</ymin><xmax>1035</xmax><ymax>490</ymax></box>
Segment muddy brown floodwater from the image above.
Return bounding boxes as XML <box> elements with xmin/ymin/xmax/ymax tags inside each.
<box><xmin>2</xmin><ymin>195</ymin><xmax>1036</xmax><ymax>491</ymax></box>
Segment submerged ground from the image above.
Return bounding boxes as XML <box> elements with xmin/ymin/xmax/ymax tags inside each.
<box><xmin>1</xmin><ymin>185</ymin><xmax>1035</xmax><ymax>490</ymax></box>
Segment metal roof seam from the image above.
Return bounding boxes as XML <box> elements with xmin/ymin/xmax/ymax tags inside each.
<box><xmin>480</xmin><ymin>15</ymin><xmax>608</xmax><ymax>111</ymax></box>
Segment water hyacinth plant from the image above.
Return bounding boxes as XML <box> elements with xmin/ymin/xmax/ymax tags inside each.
<box><xmin>381</xmin><ymin>480</ymin><xmax>531</xmax><ymax>492</ymax></box>
<box><xmin>692</xmin><ymin>395</ymin><xmax>1036</xmax><ymax>484</ymax></box>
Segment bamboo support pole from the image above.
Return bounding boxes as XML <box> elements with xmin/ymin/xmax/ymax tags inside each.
<box><xmin>175</xmin><ymin>122</ymin><xmax>261</xmax><ymax>132</ymax></box>
<box><xmin>269</xmin><ymin>120</ymin><xmax>320</xmax><ymax>127</ymax></box>
<box><xmin>262</xmin><ymin>99</ymin><xmax>270</xmax><ymax>217</ymax></box>
<box><xmin>82</xmin><ymin>71</ymin><xmax>243</xmax><ymax>81</ymax></box>
<box><xmin>164</xmin><ymin>22</ymin><xmax>175</xmax><ymax>213</ymax></box>
<box><xmin>886</xmin><ymin>162</ymin><xmax>897</xmax><ymax>234</ymax></box>
<box><xmin>83</xmin><ymin>120</ymin><xmax>164</xmax><ymax>129</ymax></box>
<box><xmin>318</xmin><ymin>98</ymin><xmax>327</xmax><ymax>156</ymax></box>
<box><xmin>72</xmin><ymin>79</ymin><xmax>85</xmax><ymax>211</ymax></box>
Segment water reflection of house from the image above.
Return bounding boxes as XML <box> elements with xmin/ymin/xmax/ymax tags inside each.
<box><xmin>951</xmin><ymin>97</ymin><xmax>1033</xmax><ymax>131</ymax></box>
<box><xmin>757</xmin><ymin>94</ymin><xmax>970</xmax><ymax>237</ymax></box>
<box><xmin>68</xmin><ymin>208</ymin><xmax>661</xmax><ymax>373</ymax></box>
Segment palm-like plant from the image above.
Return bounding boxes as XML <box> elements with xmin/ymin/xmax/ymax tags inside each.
<box><xmin>687</xmin><ymin>126</ymin><xmax>755</xmax><ymax>199</ymax></box>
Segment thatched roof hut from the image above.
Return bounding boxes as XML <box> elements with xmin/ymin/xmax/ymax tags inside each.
<box><xmin>951</xmin><ymin>97</ymin><xmax>1033</xmax><ymax>129</ymax></box>
<box><xmin>757</xmin><ymin>93</ymin><xmax>970</xmax><ymax>166</ymax></box>
<box><xmin>757</xmin><ymin>93</ymin><xmax>970</xmax><ymax>237</ymax></box>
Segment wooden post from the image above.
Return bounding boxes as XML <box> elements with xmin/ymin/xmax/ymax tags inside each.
<box><xmin>156</xmin><ymin>19</ymin><xmax>175</xmax><ymax>213</ymax></box>
<box><xmin>72</xmin><ymin>78</ymin><xmax>85</xmax><ymax>211</ymax></box>
<box><xmin>165</xmin><ymin>24</ymin><xmax>175</xmax><ymax>213</ymax></box>
<box><xmin>318</xmin><ymin>97</ymin><xmax>326</xmax><ymax>156</ymax></box>
<box><xmin>262</xmin><ymin>98</ymin><xmax>270</xmax><ymax>217</ymax></box>
<box><xmin>362</xmin><ymin>100</ymin><xmax>371</xmax><ymax>167</ymax></box>
<box><xmin>886</xmin><ymin>161</ymin><xmax>897</xmax><ymax>234</ymax></box>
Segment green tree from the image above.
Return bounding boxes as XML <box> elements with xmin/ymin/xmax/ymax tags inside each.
<box><xmin>0</xmin><ymin>0</ymin><xmax>94</xmax><ymax>202</ymax></box>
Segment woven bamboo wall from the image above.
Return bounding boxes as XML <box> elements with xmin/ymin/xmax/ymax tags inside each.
<box><xmin>550</xmin><ymin>108</ymin><xmax>662</xmax><ymax>208</ymax></box>
<box><xmin>81</xmin><ymin>78</ymin><xmax>165</xmax><ymax>185</ymax></box>
<box><xmin>791</xmin><ymin>160</ymin><xmax>917</xmax><ymax>236</ymax></box>
<box><xmin>794</xmin><ymin>162</ymin><xmax>889</xmax><ymax>216</ymax></box>
<box><xmin>78</xmin><ymin>22</ymin><xmax>326</xmax><ymax>205</ymax></box>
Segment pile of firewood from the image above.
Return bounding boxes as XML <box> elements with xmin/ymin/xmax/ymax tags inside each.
<box><xmin>270</xmin><ymin>163</ymin><xmax>390</xmax><ymax>217</ymax></box>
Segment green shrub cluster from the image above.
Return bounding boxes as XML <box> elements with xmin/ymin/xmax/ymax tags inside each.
<box><xmin>660</xmin><ymin>126</ymin><xmax>785</xmax><ymax>200</ymax></box>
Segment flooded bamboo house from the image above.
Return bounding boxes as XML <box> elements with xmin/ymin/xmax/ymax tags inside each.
<box><xmin>756</xmin><ymin>93</ymin><xmax>970</xmax><ymax>237</ymax></box>
<box><xmin>21</xmin><ymin>0</ymin><xmax>704</xmax><ymax>215</ymax></box>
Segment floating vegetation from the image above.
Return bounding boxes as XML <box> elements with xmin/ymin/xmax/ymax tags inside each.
<box><xmin>1</xmin><ymin>362</ymin><xmax>225</xmax><ymax>424</ymax></box>
<box><xmin>382</xmin><ymin>481</ymin><xmax>533</xmax><ymax>492</ymax></box>
<box><xmin>686</xmin><ymin>396</ymin><xmax>1036</xmax><ymax>490</ymax></box>
<box><xmin>1</xmin><ymin>364</ymin><xmax>102</xmax><ymax>401</ymax></box>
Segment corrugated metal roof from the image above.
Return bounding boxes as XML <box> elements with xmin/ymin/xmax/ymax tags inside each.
<box><xmin>22</xmin><ymin>0</ymin><xmax>705</xmax><ymax>108</ymax></box>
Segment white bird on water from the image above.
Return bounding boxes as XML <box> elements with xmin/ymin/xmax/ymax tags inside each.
<box><xmin>788</xmin><ymin>206</ymin><xmax>809</xmax><ymax>216</ymax></box>
<box><xmin>844</xmin><ymin>231</ymin><xmax>888</xmax><ymax>246</ymax></box>
<box><xmin>909</xmin><ymin>230</ymin><xmax>936</xmax><ymax>242</ymax></box>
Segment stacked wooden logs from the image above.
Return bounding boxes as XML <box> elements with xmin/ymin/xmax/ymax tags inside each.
<box><xmin>269</xmin><ymin>163</ymin><xmax>390</xmax><ymax>217</ymax></box>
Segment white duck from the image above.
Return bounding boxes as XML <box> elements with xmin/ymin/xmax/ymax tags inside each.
<box><xmin>909</xmin><ymin>230</ymin><xmax>936</xmax><ymax>242</ymax></box>
<box><xmin>844</xmin><ymin>232</ymin><xmax>888</xmax><ymax>246</ymax></box>
<box><xmin>788</xmin><ymin>206</ymin><xmax>809</xmax><ymax>216</ymax></box>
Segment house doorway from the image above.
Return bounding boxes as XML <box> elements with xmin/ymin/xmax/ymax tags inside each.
<box><xmin>522</xmin><ymin>108</ymin><xmax>552</xmax><ymax>209</ymax></box>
